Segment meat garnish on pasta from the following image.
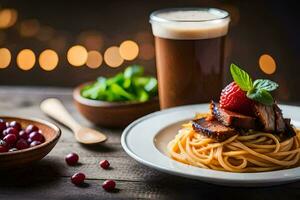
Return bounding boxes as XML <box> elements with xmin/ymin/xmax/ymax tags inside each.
<box><xmin>167</xmin><ymin>64</ymin><xmax>300</xmax><ymax>172</ymax></box>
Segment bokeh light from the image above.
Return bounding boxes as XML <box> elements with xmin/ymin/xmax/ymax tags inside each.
<box><xmin>259</xmin><ymin>54</ymin><xmax>276</xmax><ymax>74</ymax></box>
<box><xmin>49</xmin><ymin>35</ymin><xmax>67</xmax><ymax>53</ymax></box>
<box><xmin>119</xmin><ymin>40</ymin><xmax>139</xmax><ymax>61</ymax></box>
<box><xmin>37</xmin><ymin>26</ymin><xmax>55</xmax><ymax>41</ymax></box>
<box><xmin>104</xmin><ymin>46</ymin><xmax>124</xmax><ymax>68</ymax></box>
<box><xmin>67</xmin><ymin>45</ymin><xmax>88</xmax><ymax>67</ymax></box>
<box><xmin>20</xmin><ymin>19</ymin><xmax>40</xmax><ymax>37</ymax></box>
<box><xmin>86</xmin><ymin>50</ymin><xmax>103</xmax><ymax>69</ymax></box>
<box><xmin>39</xmin><ymin>49</ymin><xmax>59</xmax><ymax>71</ymax></box>
<box><xmin>0</xmin><ymin>9</ymin><xmax>18</xmax><ymax>29</ymax></box>
<box><xmin>139</xmin><ymin>43</ymin><xmax>155</xmax><ymax>60</ymax></box>
<box><xmin>77</xmin><ymin>31</ymin><xmax>103</xmax><ymax>50</ymax></box>
<box><xmin>17</xmin><ymin>49</ymin><xmax>36</xmax><ymax>71</ymax></box>
<box><xmin>0</xmin><ymin>48</ymin><xmax>11</xmax><ymax>69</ymax></box>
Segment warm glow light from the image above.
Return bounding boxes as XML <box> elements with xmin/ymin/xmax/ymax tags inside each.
<box><xmin>259</xmin><ymin>54</ymin><xmax>276</xmax><ymax>74</ymax></box>
<box><xmin>77</xmin><ymin>31</ymin><xmax>103</xmax><ymax>50</ymax></box>
<box><xmin>20</xmin><ymin>19</ymin><xmax>40</xmax><ymax>37</ymax></box>
<box><xmin>104</xmin><ymin>46</ymin><xmax>124</xmax><ymax>68</ymax></box>
<box><xmin>86</xmin><ymin>50</ymin><xmax>103</xmax><ymax>69</ymax></box>
<box><xmin>139</xmin><ymin>43</ymin><xmax>155</xmax><ymax>60</ymax></box>
<box><xmin>119</xmin><ymin>40</ymin><xmax>139</xmax><ymax>60</ymax></box>
<box><xmin>39</xmin><ymin>49</ymin><xmax>59</xmax><ymax>71</ymax></box>
<box><xmin>17</xmin><ymin>49</ymin><xmax>36</xmax><ymax>71</ymax></box>
<box><xmin>0</xmin><ymin>9</ymin><xmax>18</xmax><ymax>29</ymax></box>
<box><xmin>67</xmin><ymin>45</ymin><xmax>88</xmax><ymax>67</ymax></box>
<box><xmin>0</xmin><ymin>48</ymin><xmax>11</xmax><ymax>69</ymax></box>
<box><xmin>37</xmin><ymin>26</ymin><xmax>54</xmax><ymax>41</ymax></box>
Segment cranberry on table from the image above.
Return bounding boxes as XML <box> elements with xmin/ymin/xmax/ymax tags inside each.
<box><xmin>99</xmin><ymin>160</ymin><xmax>110</xmax><ymax>169</ymax></box>
<box><xmin>16</xmin><ymin>139</ymin><xmax>29</xmax><ymax>150</ymax></box>
<box><xmin>28</xmin><ymin>131</ymin><xmax>45</xmax><ymax>143</ymax></box>
<box><xmin>19</xmin><ymin>130</ymin><xmax>29</xmax><ymax>139</ymax></box>
<box><xmin>71</xmin><ymin>172</ymin><xmax>85</xmax><ymax>185</ymax></box>
<box><xmin>9</xmin><ymin>121</ymin><xmax>21</xmax><ymax>131</ymax></box>
<box><xmin>3</xmin><ymin>134</ymin><xmax>17</xmax><ymax>145</ymax></box>
<box><xmin>65</xmin><ymin>153</ymin><xmax>79</xmax><ymax>166</ymax></box>
<box><xmin>25</xmin><ymin>124</ymin><xmax>39</xmax><ymax>134</ymax></box>
<box><xmin>102</xmin><ymin>180</ymin><xmax>116</xmax><ymax>191</ymax></box>
<box><xmin>30</xmin><ymin>141</ymin><xmax>42</xmax><ymax>147</ymax></box>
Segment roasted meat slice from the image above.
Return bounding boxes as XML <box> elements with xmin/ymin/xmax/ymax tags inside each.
<box><xmin>284</xmin><ymin>118</ymin><xmax>296</xmax><ymax>137</ymax></box>
<box><xmin>192</xmin><ymin>118</ymin><xmax>238</xmax><ymax>142</ymax></box>
<box><xmin>210</xmin><ymin>101</ymin><xmax>256</xmax><ymax>129</ymax></box>
<box><xmin>253</xmin><ymin>103</ymin><xmax>275</xmax><ymax>132</ymax></box>
<box><xmin>273</xmin><ymin>104</ymin><xmax>286</xmax><ymax>133</ymax></box>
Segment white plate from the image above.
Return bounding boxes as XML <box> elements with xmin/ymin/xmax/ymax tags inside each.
<box><xmin>121</xmin><ymin>104</ymin><xmax>300</xmax><ymax>187</ymax></box>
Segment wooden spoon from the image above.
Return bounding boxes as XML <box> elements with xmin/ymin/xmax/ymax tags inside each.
<box><xmin>40</xmin><ymin>98</ymin><xmax>107</xmax><ymax>144</ymax></box>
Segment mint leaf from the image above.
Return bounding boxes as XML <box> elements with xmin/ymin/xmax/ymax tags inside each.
<box><xmin>253</xmin><ymin>79</ymin><xmax>279</xmax><ymax>92</ymax></box>
<box><xmin>247</xmin><ymin>89</ymin><xmax>274</xmax><ymax>105</ymax></box>
<box><xmin>230</xmin><ymin>63</ymin><xmax>253</xmax><ymax>91</ymax></box>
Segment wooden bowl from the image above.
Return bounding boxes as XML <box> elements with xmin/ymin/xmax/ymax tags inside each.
<box><xmin>0</xmin><ymin>116</ymin><xmax>61</xmax><ymax>170</ymax></box>
<box><xmin>73</xmin><ymin>82</ymin><xmax>160</xmax><ymax>127</ymax></box>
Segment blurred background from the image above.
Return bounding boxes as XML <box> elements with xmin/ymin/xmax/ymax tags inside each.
<box><xmin>0</xmin><ymin>0</ymin><xmax>299</xmax><ymax>103</ymax></box>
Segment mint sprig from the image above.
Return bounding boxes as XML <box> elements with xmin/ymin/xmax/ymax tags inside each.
<box><xmin>230</xmin><ymin>64</ymin><xmax>279</xmax><ymax>105</ymax></box>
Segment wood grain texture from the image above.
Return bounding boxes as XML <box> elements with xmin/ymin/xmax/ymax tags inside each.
<box><xmin>1</xmin><ymin>86</ymin><xmax>300</xmax><ymax>200</ymax></box>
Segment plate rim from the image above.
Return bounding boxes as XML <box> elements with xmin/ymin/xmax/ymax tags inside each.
<box><xmin>121</xmin><ymin>103</ymin><xmax>300</xmax><ymax>185</ymax></box>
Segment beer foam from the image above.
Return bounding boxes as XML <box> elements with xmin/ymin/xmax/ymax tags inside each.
<box><xmin>150</xmin><ymin>8</ymin><xmax>230</xmax><ymax>40</ymax></box>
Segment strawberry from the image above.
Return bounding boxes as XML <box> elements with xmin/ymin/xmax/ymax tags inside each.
<box><xmin>220</xmin><ymin>82</ymin><xmax>254</xmax><ymax>115</ymax></box>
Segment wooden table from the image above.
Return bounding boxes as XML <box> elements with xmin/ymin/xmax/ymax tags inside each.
<box><xmin>0</xmin><ymin>86</ymin><xmax>300</xmax><ymax>200</ymax></box>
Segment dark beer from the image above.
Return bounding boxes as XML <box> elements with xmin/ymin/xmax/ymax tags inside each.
<box><xmin>150</xmin><ymin>8</ymin><xmax>230</xmax><ymax>109</ymax></box>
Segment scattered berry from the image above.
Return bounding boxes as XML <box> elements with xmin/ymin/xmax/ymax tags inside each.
<box><xmin>19</xmin><ymin>130</ymin><xmax>29</xmax><ymax>139</ymax></box>
<box><xmin>102</xmin><ymin>180</ymin><xmax>116</xmax><ymax>191</ymax></box>
<box><xmin>9</xmin><ymin>148</ymin><xmax>18</xmax><ymax>152</ymax></box>
<box><xmin>3</xmin><ymin>134</ymin><xmax>17</xmax><ymax>146</ymax></box>
<box><xmin>71</xmin><ymin>172</ymin><xmax>85</xmax><ymax>185</ymax></box>
<box><xmin>99</xmin><ymin>160</ymin><xmax>110</xmax><ymax>169</ymax></box>
<box><xmin>16</xmin><ymin>139</ymin><xmax>29</xmax><ymax>150</ymax></box>
<box><xmin>0</xmin><ymin>145</ymin><xmax>8</xmax><ymax>153</ymax></box>
<box><xmin>25</xmin><ymin>124</ymin><xmax>39</xmax><ymax>134</ymax></box>
<box><xmin>9</xmin><ymin>121</ymin><xmax>21</xmax><ymax>131</ymax></box>
<box><xmin>65</xmin><ymin>153</ymin><xmax>79</xmax><ymax>166</ymax></box>
<box><xmin>28</xmin><ymin>131</ymin><xmax>45</xmax><ymax>143</ymax></box>
<box><xmin>219</xmin><ymin>82</ymin><xmax>253</xmax><ymax>115</ymax></box>
<box><xmin>30</xmin><ymin>141</ymin><xmax>42</xmax><ymax>147</ymax></box>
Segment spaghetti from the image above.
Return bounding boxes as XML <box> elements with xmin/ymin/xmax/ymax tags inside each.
<box><xmin>167</xmin><ymin>121</ymin><xmax>300</xmax><ymax>172</ymax></box>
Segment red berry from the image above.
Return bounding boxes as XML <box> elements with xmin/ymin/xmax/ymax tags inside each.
<box><xmin>0</xmin><ymin>145</ymin><xmax>8</xmax><ymax>153</ymax></box>
<box><xmin>3</xmin><ymin>127</ymin><xmax>18</xmax><ymax>136</ymax></box>
<box><xmin>19</xmin><ymin>130</ymin><xmax>29</xmax><ymax>139</ymax></box>
<box><xmin>65</xmin><ymin>153</ymin><xmax>79</xmax><ymax>166</ymax></box>
<box><xmin>99</xmin><ymin>160</ymin><xmax>110</xmax><ymax>169</ymax></box>
<box><xmin>102</xmin><ymin>180</ymin><xmax>116</xmax><ymax>191</ymax></box>
<box><xmin>9</xmin><ymin>121</ymin><xmax>21</xmax><ymax>131</ymax></box>
<box><xmin>0</xmin><ymin>121</ymin><xmax>6</xmax><ymax>132</ymax></box>
<box><xmin>28</xmin><ymin>131</ymin><xmax>45</xmax><ymax>143</ymax></box>
<box><xmin>3</xmin><ymin>134</ymin><xmax>17</xmax><ymax>145</ymax></box>
<box><xmin>71</xmin><ymin>172</ymin><xmax>85</xmax><ymax>185</ymax></box>
<box><xmin>219</xmin><ymin>82</ymin><xmax>253</xmax><ymax>115</ymax></box>
<box><xmin>30</xmin><ymin>141</ymin><xmax>42</xmax><ymax>147</ymax></box>
<box><xmin>25</xmin><ymin>124</ymin><xmax>39</xmax><ymax>134</ymax></box>
<box><xmin>16</xmin><ymin>139</ymin><xmax>29</xmax><ymax>150</ymax></box>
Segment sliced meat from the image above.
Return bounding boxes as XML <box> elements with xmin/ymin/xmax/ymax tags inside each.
<box><xmin>284</xmin><ymin>118</ymin><xmax>296</xmax><ymax>137</ymax></box>
<box><xmin>192</xmin><ymin>118</ymin><xmax>238</xmax><ymax>142</ymax></box>
<box><xmin>210</xmin><ymin>101</ymin><xmax>257</xmax><ymax>129</ymax></box>
<box><xmin>253</xmin><ymin>103</ymin><xmax>275</xmax><ymax>132</ymax></box>
<box><xmin>273</xmin><ymin>104</ymin><xmax>285</xmax><ymax>133</ymax></box>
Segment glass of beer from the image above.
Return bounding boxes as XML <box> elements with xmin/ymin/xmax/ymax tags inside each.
<box><xmin>150</xmin><ymin>8</ymin><xmax>230</xmax><ymax>109</ymax></box>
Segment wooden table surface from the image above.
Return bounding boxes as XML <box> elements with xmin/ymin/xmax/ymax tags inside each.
<box><xmin>1</xmin><ymin>86</ymin><xmax>300</xmax><ymax>200</ymax></box>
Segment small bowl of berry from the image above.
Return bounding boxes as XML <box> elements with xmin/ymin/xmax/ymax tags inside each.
<box><xmin>0</xmin><ymin>116</ymin><xmax>61</xmax><ymax>170</ymax></box>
